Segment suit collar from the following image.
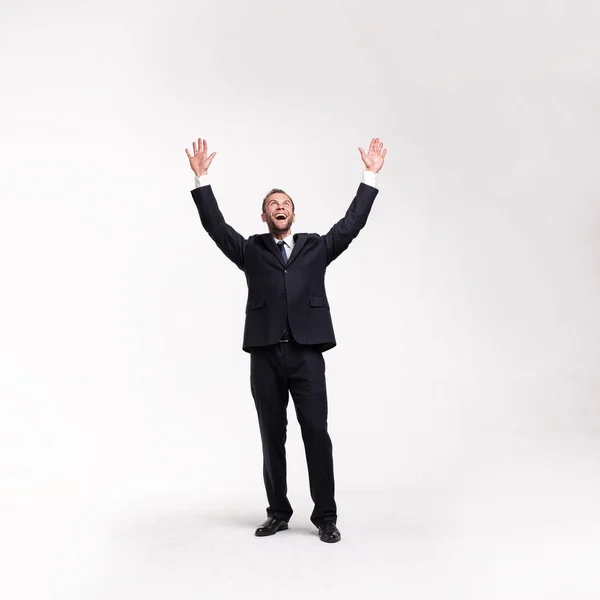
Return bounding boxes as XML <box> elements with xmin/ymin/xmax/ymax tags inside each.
<box><xmin>271</xmin><ymin>231</ymin><xmax>295</xmax><ymax>249</ymax></box>
<box><xmin>287</xmin><ymin>234</ymin><xmax>307</xmax><ymax>267</ymax></box>
<box><xmin>262</xmin><ymin>233</ymin><xmax>307</xmax><ymax>268</ymax></box>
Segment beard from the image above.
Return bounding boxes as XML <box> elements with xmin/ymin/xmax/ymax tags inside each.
<box><xmin>269</xmin><ymin>216</ymin><xmax>291</xmax><ymax>231</ymax></box>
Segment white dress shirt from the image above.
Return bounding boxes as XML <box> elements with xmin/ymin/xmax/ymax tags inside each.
<box><xmin>274</xmin><ymin>232</ymin><xmax>295</xmax><ymax>260</ymax></box>
<box><xmin>193</xmin><ymin>170</ymin><xmax>378</xmax><ymax>258</ymax></box>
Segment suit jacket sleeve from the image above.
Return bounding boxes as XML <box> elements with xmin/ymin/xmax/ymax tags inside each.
<box><xmin>321</xmin><ymin>182</ymin><xmax>378</xmax><ymax>266</ymax></box>
<box><xmin>191</xmin><ymin>185</ymin><xmax>247</xmax><ymax>270</ymax></box>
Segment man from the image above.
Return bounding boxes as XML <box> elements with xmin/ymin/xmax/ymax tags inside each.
<box><xmin>185</xmin><ymin>137</ymin><xmax>386</xmax><ymax>543</ymax></box>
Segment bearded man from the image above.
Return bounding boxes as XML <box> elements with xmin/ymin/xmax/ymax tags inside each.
<box><xmin>185</xmin><ymin>137</ymin><xmax>387</xmax><ymax>543</ymax></box>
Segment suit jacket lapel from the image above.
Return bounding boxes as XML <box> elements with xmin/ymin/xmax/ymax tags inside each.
<box><xmin>286</xmin><ymin>234</ymin><xmax>307</xmax><ymax>268</ymax></box>
<box><xmin>262</xmin><ymin>234</ymin><xmax>286</xmax><ymax>266</ymax></box>
<box><xmin>261</xmin><ymin>233</ymin><xmax>307</xmax><ymax>268</ymax></box>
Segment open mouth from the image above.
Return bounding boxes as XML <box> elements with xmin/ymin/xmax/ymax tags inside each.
<box><xmin>275</xmin><ymin>214</ymin><xmax>286</xmax><ymax>221</ymax></box>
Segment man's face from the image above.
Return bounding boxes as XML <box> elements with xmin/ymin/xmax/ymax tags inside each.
<box><xmin>261</xmin><ymin>192</ymin><xmax>295</xmax><ymax>232</ymax></box>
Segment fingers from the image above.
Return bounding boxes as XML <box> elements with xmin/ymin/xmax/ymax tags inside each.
<box><xmin>190</xmin><ymin>138</ymin><xmax>210</xmax><ymax>156</ymax></box>
<box><xmin>207</xmin><ymin>151</ymin><xmax>217</xmax><ymax>166</ymax></box>
<box><xmin>358</xmin><ymin>147</ymin><xmax>366</xmax><ymax>160</ymax></box>
<box><xmin>368</xmin><ymin>137</ymin><xmax>386</xmax><ymax>156</ymax></box>
<box><xmin>199</xmin><ymin>138</ymin><xmax>211</xmax><ymax>156</ymax></box>
<box><xmin>185</xmin><ymin>148</ymin><xmax>192</xmax><ymax>159</ymax></box>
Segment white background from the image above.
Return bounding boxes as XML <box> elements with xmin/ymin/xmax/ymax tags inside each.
<box><xmin>1</xmin><ymin>0</ymin><xmax>599</xmax><ymax>598</ymax></box>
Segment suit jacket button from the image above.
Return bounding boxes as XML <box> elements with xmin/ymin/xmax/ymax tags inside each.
<box><xmin>281</xmin><ymin>293</ymin><xmax>286</xmax><ymax>298</ymax></box>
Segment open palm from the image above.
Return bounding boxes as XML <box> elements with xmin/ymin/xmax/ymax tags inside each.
<box><xmin>185</xmin><ymin>138</ymin><xmax>217</xmax><ymax>176</ymax></box>
<box><xmin>358</xmin><ymin>138</ymin><xmax>387</xmax><ymax>173</ymax></box>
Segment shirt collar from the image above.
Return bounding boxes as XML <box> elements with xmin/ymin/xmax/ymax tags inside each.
<box><xmin>273</xmin><ymin>232</ymin><xmax>295</xmax><ymax>249</ymax></box>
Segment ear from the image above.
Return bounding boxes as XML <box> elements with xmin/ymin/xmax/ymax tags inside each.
<box><xmin>261</xmin><ymin>213</ymin><xmax>267</xmax><ymax>222</ymax></box>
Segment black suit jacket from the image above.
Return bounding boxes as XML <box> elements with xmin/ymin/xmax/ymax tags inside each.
<box><xmin>191</xmin><ymin>182</ymin><xmax>378</xmax><ymax>353</ymax></box>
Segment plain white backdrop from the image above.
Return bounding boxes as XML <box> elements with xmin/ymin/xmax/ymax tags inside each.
<box><xmin>1</xmin><ymin>0</ymin><xmax>599</xmax><ymax>598</ymax></box>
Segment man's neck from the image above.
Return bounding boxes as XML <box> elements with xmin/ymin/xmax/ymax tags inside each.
<box><xmin>272</xmin><ymin>230</ymin><xmax>293</xmax><ymax>241</ymax></box>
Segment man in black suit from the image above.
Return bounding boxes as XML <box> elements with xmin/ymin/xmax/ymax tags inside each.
<box><xmin>185</xmin><ymin>137</ymin><xmax>386</xmax><ymax>543</ymax></box>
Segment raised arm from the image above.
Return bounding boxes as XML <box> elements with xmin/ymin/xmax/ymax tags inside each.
<box><xmin>322</xmin><ymin>138</ymin><xmax>387</xmax><ymax>266</ymax></box>
<box><xmin>186</xmin><ymin>138</ymin><xmax>246</xmax><ymax>270</ymax></box>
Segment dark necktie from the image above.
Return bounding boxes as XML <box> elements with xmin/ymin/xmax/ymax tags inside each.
<box><xmin>276</xmin><ymin>240</ymin><xmax>291</xmax><ymax>338</ymax></box>
<box><xmin>277</xmin><ymin>240</ymin><xmax>288</xmax><ymax>264</ymax></box>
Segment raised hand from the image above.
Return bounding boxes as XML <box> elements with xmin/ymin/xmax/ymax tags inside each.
<box><xmin>185</xmin><ymin>138</ymin><xmax>217</xmax><ymax>176</ymax></box>
<box><xmin>358</xmin><ymin>138</ymin><xmax>387</xmax><ymax>173</ymax></box>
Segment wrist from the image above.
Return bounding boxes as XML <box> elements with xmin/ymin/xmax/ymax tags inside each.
<box><xmin>195</xmin><ymin>170</ymin><xmax>209</xmax><ymax>177</ymax></box>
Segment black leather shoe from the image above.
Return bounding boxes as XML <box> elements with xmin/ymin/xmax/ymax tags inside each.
<box><xmin>318</xmin><ymin>521</ymin><xmax>341</xmax><ymax>543</ymax></box>
<box><xmin>255</xmin><ymin>516</ymin><xmax>289</xmax><ymax>537</ymax></box>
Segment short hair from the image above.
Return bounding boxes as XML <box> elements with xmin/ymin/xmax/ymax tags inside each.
<box><xmin>262</xmin><ymin>188</ymin><xmax>295</xmax><ymax>214</ymax></box>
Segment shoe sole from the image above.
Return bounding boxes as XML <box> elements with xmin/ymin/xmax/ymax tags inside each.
<box><xmin>255</xmin><ymin>524</ymin><xmax>289</xmax><ymax>537</ymax></box>
<box><xmin>320</xmin><ymin>535</ymin><xmax>341</xmax><ymax>543</ymax></box>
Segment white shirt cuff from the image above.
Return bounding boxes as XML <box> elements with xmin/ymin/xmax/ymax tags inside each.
<box><xmin>362</xmin><ymin>170</ymin><xmax>378</xmax><ymax>188</ymax></box>
<box><xmin>194</xmin><ymin>174</ymin><xmax>210</xmax><ymax>188</ymax></box>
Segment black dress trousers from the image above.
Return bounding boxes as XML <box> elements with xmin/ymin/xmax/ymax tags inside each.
<box><xmin>249</xmin><ymin>340</ymin><xmax>337</xmax><ymax>526</ymax></box>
